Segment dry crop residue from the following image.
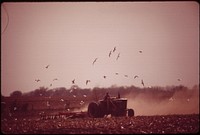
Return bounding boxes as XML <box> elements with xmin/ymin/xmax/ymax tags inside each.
<box><xmin>1</xmin><ymin>114</ymin><xmax>199</xmax><ymax>134</ymax></box>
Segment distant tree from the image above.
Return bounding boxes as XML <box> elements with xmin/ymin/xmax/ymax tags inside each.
<box><xmin>1</xmin><ymin>102</ymin><xmax>6</xmax><ymax>114</ymax></box>
<box><xmin>64</xmin><ymin>100</ymin><xmax>70</xmax><ymax>109</ymax></box>
<box><xmin>70</xmin><ymin>85</ymin><xmax>80</xmax><ymax>91</ymax></box>
<box><xmin>192</xmin><ymin>84</ymin><xmax>199</xmax><ymax>90</ymax></box>
<box><xmin>10</xmin><ymin>90</ymin><xmax>22</xmax><ymax>97</ymax></box>
<box><xmin>9</xmin><ymin>100</ymin><xmax>18</xmax><ymax>112</ymax></box>
<box><xmin>34</xmin><ymin>87</ymin><xmax>48</xmax><ymax>97</ymax></box>
<box><xmin>21</xmin><ymin>103</ymin><xmax>29</xmax><ymax>112</ymax></box>
<box><xmin>54</xmin><ymin>87</ymin><xmax>67</xmax><ymax>97</ymax></box>
<box><xmin>69</xmin><ymin>85</ymin><xmax>80</xmax><ymax>96</ymax></box>
<box><xmin>46</xmin><ymin>89</ymin><xmax>54</xmax><ymax>97</ymax></box>
<box><xmin>1</xmin><ymin>92</ymin><xmax>5</xmax><ymax>98</ymax></box>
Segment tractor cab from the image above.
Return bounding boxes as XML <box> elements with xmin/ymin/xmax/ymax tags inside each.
<box><xmin>88</xmin><ymin>93</ymin><xmax>134</xmax><ymax>118</ymax></box>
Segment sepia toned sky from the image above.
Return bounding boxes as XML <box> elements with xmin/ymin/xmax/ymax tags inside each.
<box><xmin>1</xmin><ymin>2</ymin><xmax>199</xmax><ymax>96</ymax></box>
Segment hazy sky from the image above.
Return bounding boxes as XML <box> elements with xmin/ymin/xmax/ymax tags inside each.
<box><xmin>1</xmin><ymin>2</ymin><xmax>199</xmax><ymax>96</ymax></box>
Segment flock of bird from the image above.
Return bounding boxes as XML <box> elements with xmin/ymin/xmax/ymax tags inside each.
<box><xmin>35</xmin><ymin>46</ymin><xmax>182</xmax><ymax>89</ymax></box>
<box><xmin>35</xmin><ymin>64</ymin><xmax>59</xmax><ymax>87</ymax></box>
<box><xmin>35</xmin><ymin>46</ymin><xmax>146</xmax><ymax>88</ymax></box>
<box><xmin>91</xmin><ymin>46</ymin><xmax>145</xmax><ymax>87</ymax></box>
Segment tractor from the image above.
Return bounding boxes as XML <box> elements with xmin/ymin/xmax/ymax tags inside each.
<box><xmin>87</xmin><ymin>93</ymin><xmax>134</xmax><ymax>118</ymax></box>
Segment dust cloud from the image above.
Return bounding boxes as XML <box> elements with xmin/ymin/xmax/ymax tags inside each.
<box><xmin>72</xmin><ymin>104</ymin><xmax>89</xmax><ymax>113</ymax></box>
<box><xmin>69</xmin><ymin>85</ymin><xmax>199</xmax><ymax>116</ymax></box>
<box><xmin>127</xmin><ymin>87</ymin><xmax>199</xmax><ymax>116</ymax></box>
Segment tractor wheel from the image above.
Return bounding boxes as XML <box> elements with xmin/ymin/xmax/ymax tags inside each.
<box><xmin>88</xmin><ymin>102</ymin><xmax>103</xmax><ymax>118</ymax></box>
<box><xmin>128</xmin><ymin>109</ymin><xmax>134</xmax><ymax>117</ymax></box>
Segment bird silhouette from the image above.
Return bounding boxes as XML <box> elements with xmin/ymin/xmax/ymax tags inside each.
<box><xmin>141</xmin><ymin>79</ymin><xmax>145</xmax><ymax>87</ymax></box>
<box><xmin>139</xmin><ymin>50</ymin><xmax>142</xmax><ymax>53</ymax></box>
<box><xmin>92</xmin><ymin>58</ymin><xmax>98</xmax><ymax>65</ymax></box>
<box><xmin>86</xmin><ymin>80</ymin><xmax>90</xmax><ymax>85</ymax></box>
<box><xmin>70</xmin><ymin>89</ymin><xmax>73</xmax><ymax>93</ymax></box>
<box><xmin>53</xmin><ymin>78</ymin><xmax>58</xmax><ymax>81</ymax></box>
<box><xmin>115</xmin><ymin>72</ymin><xmax>119</xmax><ymax>75</ymax></box>
<box><xmin>116</xmin><ymin>53</ymin><xmax>120</xmax><ymax>60</ymax></box>
<box><xmin>45</xmin><ymin>65</ymin><xmax>50</xmax><ymax>69</ymax></box>
<box><xmin>109</xmin><ymin>51</ymin><xmax>112</xmax><ymax>57</ymax></box>
<box><xmin>103</xmin><ymin>76</ymin><xmax>107</xmax><ymax>79</ymax></box>
<box><xmin>80</xmin><ymin>101</ymin><xmax>84</xmax><ymax>105</ymax></box>
<box><xmin>169</xmin><ymin>97</ymin><xmax>174</xmax><ymax>102</ymax></box>
<box><xmin>134</xmin><ymin>75</ymin><xmax>139</xmax><ymax>79</ymax></box>
<box><xmin>177</xmin><ymin>78</ymin><xmax>181</xmax><ymax>81</ymax></box>
<box><xmin>113</xmin><ymin>47</ymin><xmax>116</xmax><ymax>52</ymax></box>
<box><xmin>72</xmin><ymin>79</ymin><xmax>75</xmax><ymax>84</ymax></box>
<box><xmin>124</xmin><ymin>75</ymin><xmax>128</xmax><ymax>77</ymax></box>
<box><xmin>35</xmin><ymin>79</ymin><xmax>40</xmax><ymax>82</ymax></box>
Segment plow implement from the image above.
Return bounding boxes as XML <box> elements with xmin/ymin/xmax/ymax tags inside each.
<box><xmin>40</xmin><ymin>111</ymin><xmax>88</xmax><ymax>120</ymax></box>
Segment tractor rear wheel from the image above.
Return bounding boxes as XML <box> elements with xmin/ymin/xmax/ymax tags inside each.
<box><xmin>128</xmin><ymin>109</ymin><xmax>134</xmax><ymax>117</ymax></box>
<box><xmin>88</xmin><ymin>102</ymin><xmax>103</xmax><ymax>118</ymax></box>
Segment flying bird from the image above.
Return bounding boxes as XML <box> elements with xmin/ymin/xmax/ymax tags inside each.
<box><xmin>141</xmin><ymin>79</ymin><xmax>145</xmax><ymax>87</ymax></box>
<box><xmin>80</xmin><ymin>101</ymin><xmax>84</xmax><ymax>105</ymax></box>
<box><xmin>35</xmin><ymin>79</ymin><xmax>40</xmax><ymax>82</ymax></box>
<box><xmin>139</xmin><ymin>50</ymin><xmax>142</xmax><ymax>53</ymax></box>
<box><xmin>45</xmin><ymin>65</ymin><xmax>50</xmax><ymax>69</ymax></box>
<box><xmin>92</xmin><ymin>58</ymin><xmax>98</xmax><ymax>65</ymax></box>
<box><xmin>115</xmin><ymin>72</ymin><xmax>119</xmax><ymax>75</ymax></box>
<box><xmin>169</xmin><ymin>97</ymin><xmax>174</xmax><ymax>102</ymax></box>
<box><xmin>46</xmin><ymin>101</ymin><xmax>50</xmax><ymax>107</ymax></box>
<box><xmin>53</xmin><ymin>78</ymin><xmax>58</xmax><ymax>81</ymax></box>
<box><xmin>177</xmin><ymin>78</ymin><xmax>181</xmax><ymax>81</ymax></box>
<box><xmin>113</xmin><ymin>47</ymin><xmax>116</xmax><ymax>52</ymax></box>
<box><xmin>72</xmin><ymin>79</ymin><xmax>75</xmax><ymax>84</ymax></box>
<box><xmin>124</xmin><ymin>75</ymin><xmax>128</xmax><ymax>78</ymax></box>
<box><xmin>134</xmin><ymin>75</ymin><xmax>139</xmax><ymax>79</ymax></box>
<box><xmin>116</xmin><ymin>53</ymin><xmax>120</xmax><ymax>60</ymax></box>
<box><xmin>109</xmin><ymin>51</ymin><xmax>112</xmax><ymax>57</ymax></box>
<box><xmin>103</xmin><ymin>76</ymin><xmax>107</xmax><ymax>79</ymax></box>
<box><xmin>86</xmin><ymin>80</ymin><xmax>91</xmax><ymax>85</ymax></box>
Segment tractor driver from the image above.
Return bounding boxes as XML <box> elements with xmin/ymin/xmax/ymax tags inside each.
<box><xmin>104</xmin><ymin>92</ymin><xmax>110</xmax><ymax>114</ymax></box>
<box><xmin>104</xmin><ymin>92</ymin><xmax>110</xmax><ymax>100</ymax></box>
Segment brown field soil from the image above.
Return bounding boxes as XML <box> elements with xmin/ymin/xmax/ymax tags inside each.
<box><xmin>1</xmin><ymin>113</ymin><xmax>199</xmax><ymax>134</ymax></box>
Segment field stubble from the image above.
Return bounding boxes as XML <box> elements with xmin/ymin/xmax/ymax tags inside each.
<box><xmin>1</xmin><ymin>113</ymin><xmax>199</xmax><ymax>134</ymax></box>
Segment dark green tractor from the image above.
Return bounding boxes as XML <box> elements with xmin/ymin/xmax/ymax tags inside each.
<box><xmin>88</xmin><ymin>93</ymin><xmax>134</xmax><ymax>118</ymax></box>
